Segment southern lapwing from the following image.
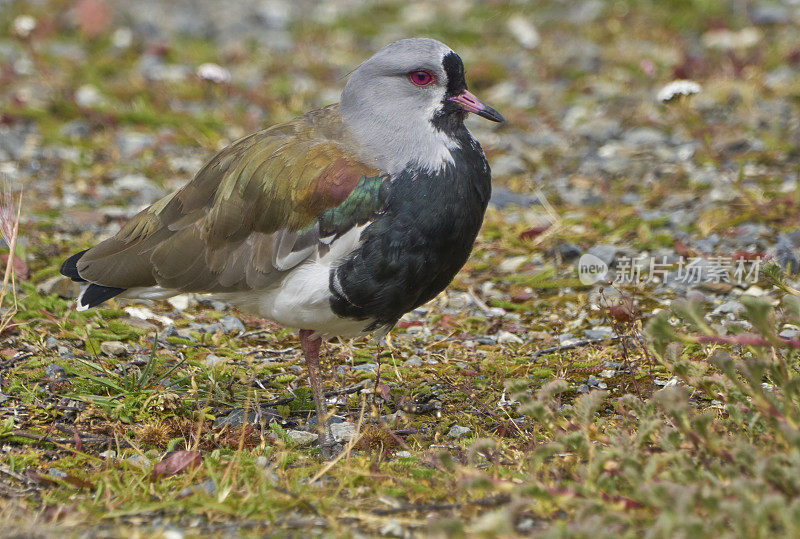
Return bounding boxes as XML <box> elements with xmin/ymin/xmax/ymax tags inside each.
<box><xmin>60</xmin><ymin>38</ymin><xmax>503</xmax><ymax>458</ymax></box>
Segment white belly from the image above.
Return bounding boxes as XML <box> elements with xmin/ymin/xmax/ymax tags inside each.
<box><xmin>215</xmin><ymin>258</ymin><xmax>370</xmax><ymax>338</ymax></box>
<box><xmin>126</xmin><ymin>225</ymin><xmax>374</xmax><ymax>338</ymax></box>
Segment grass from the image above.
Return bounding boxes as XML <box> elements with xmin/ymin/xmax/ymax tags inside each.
<box><xmin>1</xmin><ymin>0</ymin><xmax>800</xmax><ymax>535</ymax></box>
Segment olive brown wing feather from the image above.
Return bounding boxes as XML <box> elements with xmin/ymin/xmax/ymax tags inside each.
<box><xmin>70</xmin><ymin>105</ymin><xmax>387</xmax><ymax>294</ymax></box>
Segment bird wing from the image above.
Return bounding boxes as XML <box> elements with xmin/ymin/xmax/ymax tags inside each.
<box><xmin>76</xmin><ymin>104</ymin><xmax>386</xmax><ymax>292</ymax></box>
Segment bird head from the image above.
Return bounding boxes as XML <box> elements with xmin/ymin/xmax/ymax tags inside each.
<box><xmin>340</xmin><ymin>38</ymin><xmax>503</xmax><ymax>173</ymax></box>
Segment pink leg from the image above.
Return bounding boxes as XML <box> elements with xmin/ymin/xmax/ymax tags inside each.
<box><xmin>299</xmin><ymin>329</ymin><xmax>336</xmax><ymax>458</ymax></box>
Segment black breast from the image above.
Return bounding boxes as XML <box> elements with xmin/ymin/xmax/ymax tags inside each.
<box><xmin>329</xmin><ymin>133</ymin><xmax>491</xmax><ymax>331</ymax></box>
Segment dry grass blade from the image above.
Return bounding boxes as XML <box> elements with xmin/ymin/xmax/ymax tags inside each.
<box><xmin>0</xmin><ymin>184</ymin><xmax>22</xmax><ymax>335</ymax></box>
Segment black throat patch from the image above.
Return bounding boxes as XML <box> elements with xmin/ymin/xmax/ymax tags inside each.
<box><xmin>432</xmin><ymin>51</ymin><xmax>469</xmax><ymax>134</ymax></box>
<box><xmin>441</xmin><ymin>51</ymin><xmax>467</xmax><ymax>97</ymax></box>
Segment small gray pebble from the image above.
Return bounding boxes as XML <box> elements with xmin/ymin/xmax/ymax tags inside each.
<box><xmin>47</xmin><ymin>468</ymin><xmax>67</xmax><ymax>479</ymax></box>
<box><xmin>45</xmin><ymin>364</ymin><xmax>66</xmax><ymax>380</ymax></box>
<box><xmin>219</xmin><ymin>315</ymin><xmax>245</xmax><ymax>334</ymax></box>
<box><xmin>447</xmin><ymin>425</ymin><xmax>471</xmax><ymax>439</ymax></box>
<box><xmin>403</xmin><ymin>356</ymin><xmax>423</xmax><ymax>367</ymax></box>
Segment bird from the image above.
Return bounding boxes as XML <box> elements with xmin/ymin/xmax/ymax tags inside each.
<box><xmin>60</xmin><ymin>38</ymin><xmax>504</xmax><ymax>458</ymax></box>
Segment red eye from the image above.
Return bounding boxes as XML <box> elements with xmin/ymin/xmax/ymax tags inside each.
<box><xmin>408</xmin><ymin>70</ymin><xmax>434</xmax><ymax>87</ymax></box>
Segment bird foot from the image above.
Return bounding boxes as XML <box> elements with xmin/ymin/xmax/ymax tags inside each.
<box><xmin>319</xmin><ymin>438</ymin><xmax>342</xmax><ymax>460</ymax></box>
<box><xmin>316</xmin><ymin>422</ymin><xmax>342</xmax><ymax>459</ymax></box>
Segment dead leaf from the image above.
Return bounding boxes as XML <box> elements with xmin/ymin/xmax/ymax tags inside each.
<box><xmin>149</xmin><ymin>450</ymin><xmax>202</xmax><ymax>481</ymax></box>
<box><xmin>377</xmin><ymin>381</ymin><xmax>391</xmax><ymax>401</ymax></box>
<box><xmin>72</xmin><ymin>427</ymin><xmax>82</xmax><ymax>453</ymax></box>
<box><xmin>42</xmin><ymin>503</ymin><xmax>78</xmax><ymax>522</ymax></box>
<box><xmin>436</xmin><ymin>314</ymin><xmax>453</xmax><ymax>330</ymax></box>
<box><xmin>62</xmin><ymin>474</ymin><xmax>93</xmax><ymax>489</ymax></box>
<box><xmin>673</xmin><ymin>239</ymin><xmax>691</xmax><ymax>258</ymax></box>
<box><xmin>607</xmin><ymin>298</ymin><xmax>640</xmax><ymax>323</ymax></box>
<box><xmin>396</xmin><ymin>320</ymin><xmax>423</xmax><ymax>329</ymax></box>
<box><xmin>511</xmin><ymin>291</ymin><xmax>536</xmax><ymax>303</ymax></box>
<box><xmin>0</xmin><ymin>253</ymin><xmax>28</xmax><ymax>280</ymax></box>
<box><xmin>518</xmin><ymin>224</ymin><xmax>549</xmax><ymax>241</ymax></box>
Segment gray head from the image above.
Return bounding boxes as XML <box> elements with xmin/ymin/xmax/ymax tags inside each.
<box><xmin>340</xmin><ymin>38</ymin><xmax>503</xmax><ymax>174</ymax></box>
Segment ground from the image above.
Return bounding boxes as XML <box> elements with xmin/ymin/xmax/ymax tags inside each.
<box><xmin>2</xmin><ymin>0</ymin><xmax>800</xmax><ymax>536</ymax></box>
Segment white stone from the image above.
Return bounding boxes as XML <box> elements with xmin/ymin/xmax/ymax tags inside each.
<box><xmin>497</xmin><ymin>331</ymin><xmax>523</xmax><ymax>345</ymax></box>
<box><xmin>204</xmin><ymin>354</ymin><xmax>225</xmax><ymax>367</ymax></box>
<box><xmin>75</xmin><ymin>84</ymin><xmax>104</xmax><ymax>108</ymax></box>
<box><xmin>168</xmin><ymin>294</ymin><xmax>191</xmax><ymax>310</ymax></box>
<box><xmin>124</xmin><ymin>306</ymin><xmax>174</xmax><ymax>325</ymax></box>
<box><xmin>657</xmin><ymin>80</ymin><xmax>701</xmax><ymax>103</ymax></box>
<box><xmin>448</xmin><ymin>425</ymin><xmax>471</xmax><ymax>439</ymax></box>
<box><xmin>100</xmin><ymin>340</ymin><xmax>127</xmax><ymax>356</ymax></box>
<box><xmin>12</xmin><ymin>15</ymin><xmax>36</xmax><ymax>38</ymax></box>
<box><xmin>507</xmin><ymin>15</ymin><xmax>540</xmax><ymax>49</ymax></box>
<box><xmin>286</xmin><ymin>430</ymin><xmax>318</xmax><ymax>446</ymax></box>
<box><xmin>330</xmin><ymin>422</ymin><xmax>356</xmax><ymax>442</ymax></box>
<box><xmin>743</xmin><ymin>285</ymin><xmax>766</xmax><ymax>297</ymax></box>
<box><xmin>126</xmin><ymin>454</ymin><xmax>151</xmax><ymax>468</ymax></box>
<box><xmin>498</xmin><ymin>255</ymin><xmax>529</xmax><ymax>273</ymax></box>
<box><xmin>112</xmin><ymin>27</ymin><xmax>133</xmax><ymax>49</ymax></box>
<box><xmin>196</xmin><ymin>63</ymin><xmax>231</xmax><ymax>84</ymax></box>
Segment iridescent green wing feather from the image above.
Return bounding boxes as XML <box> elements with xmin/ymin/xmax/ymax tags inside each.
<box><xmin>316</xmin><ymin>175</ymin><xmax>389</xmax><ymax>238</ymax></box>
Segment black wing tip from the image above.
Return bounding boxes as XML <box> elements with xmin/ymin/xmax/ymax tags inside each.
<box><xmin>77</xmin><ymin>284</ymin><xmax>126</xmax><ymax>311</ymax></box>
<box><xmin>60</xmin><ymin>249</ymin><xmax>89</xmax><ymax>282</ymax></box>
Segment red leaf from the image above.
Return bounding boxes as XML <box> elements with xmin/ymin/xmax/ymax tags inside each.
<box><xmin>150</xmin><ymin>450</ymin><xmax>202</xmax><ymax>481</ymax></box>
<box><xmin>0</xmin><ymin>253</ymin><xmax>28</xmax><ymax>280</ymax></box>
<box><xmin>607</xmin><ymin>299</ymin><xmax>639</xmax><ymax>323</ymax></box>
<box><xmin>72</xmin><ymin>427</ymin><xmax>82</xmax><ymax>453</ymax></box>
<box><xmin>75</xmin><ymin>0</ymin><xmax>112</xmax><ymax>38</ymax></box>
<box><xmin>436</xmin><ymin>314</ymin><xmax>453</xmax><ymax>330</ymax></box>
<box><xmin>377</xmin><ymin>381</ymin><xmax>391</xmax><ymax>402</ymax></box>
<box><xmin>62</xmin><ymin>474</ymin><xmax>93</xmax><ymax>489</ymax></box>
<box><xmin>518</xmin><ymin>224</ymin><xmax>549</xmax><ymax>241</ymax></box>
<box><xmin>397</xmin><ymin>320</ymin><xmax>423</xmax><ymax>329</ymax></box>
<box><xmin>673</xmin><ymin>240</ymin><xmax>690</xmax><ymax>258</ymax></box>
<box><xmin>511</xmin><ymin>291</ymin><xmax>536</xmax><ymax>303</ymax></box>
<box><xmin>732</xmin><ymin>250</ymin><xmax>765</xmax><ymax>261</ymax></box>
<box><xmin>39</xmin><ymin>309</ymin><xmax>60</xmax><ymax>322</ymax></box>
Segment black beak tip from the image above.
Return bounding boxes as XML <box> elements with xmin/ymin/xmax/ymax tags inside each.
<box><xmin>478</xmin><ymin>106</ymin><xmax>505</xmax><ymax>123</ymax></box>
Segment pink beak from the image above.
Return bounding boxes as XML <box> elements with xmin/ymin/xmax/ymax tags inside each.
<box><xmin>449</xmin><ymin>90</ymin><xmax>504</xmax><ymax>122</ymax></box>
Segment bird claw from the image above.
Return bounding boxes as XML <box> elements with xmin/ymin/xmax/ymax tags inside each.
<box><xmin>319</xmin><ymin>438</ymin><xmax>342</xmax><ymax>460</ymax></box>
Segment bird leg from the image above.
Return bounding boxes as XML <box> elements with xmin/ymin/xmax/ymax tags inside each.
<box><xmin>299</xmin><ymin>329</ymin><xmax>337</xmax><ymax>459</ymax></box>
<box><xmin>373</xmin><ymin>341</ymin><xmax>383</xmax><ymax>394</ymax></box>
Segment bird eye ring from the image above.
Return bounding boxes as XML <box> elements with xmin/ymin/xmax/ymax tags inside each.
<box><xmin>408</xmin><ymin>70</ymin><xmax>434</xmax><ymax>87</ymax></box>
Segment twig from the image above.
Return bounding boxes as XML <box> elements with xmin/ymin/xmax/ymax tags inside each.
<box><xmin>531</xmin><ymin>337</ymin><xmax>620</xmax><ymax>359</ymax></box>
<box><xmin>239</xmin><ymin>329</ymin><xmax>272</xmax><ymax>339</ymax></box>
<box><xmin>372</xmin><ymin>493</ymin><xmax>511</xmax><ymax>515</ymax></box>
<box><xmin>0</xmin><ymin>186</ymin><xmax>22</xmax><ymax>335</ymax></box>
<box><xmin>9</xmin><ymin>430</ymin><xmax>74</xmax><ymax>445</ymax></box>
<box><xmin>246</xmin><ymin>347</ymin><xmax>296</xmax><ymax>355</ymax></box>
<box><xmin>0</xmin><ymin>352</ymin><xmax>34</xmax><ymax>370</ymax></box>
<box><xmin>262</xmin><ymin>396</ymin><xmax>295</xmax><ymax>407</ymax></box>
<box><xmin>324</xmin><ymin>380</ymin><xmax>367</xmax><ymax>398</ymax></box>
<box><xmin>0</xmin><ymin>465</ymin><xmax>28</xmax><ymax>483</ymax></box>
<box><xmin>467</xmin><ymin>287</ymin><xmax>495</xmax><ymax>315</ymax></box>
<box><xmin>530</xmin><ymin>188</ymin><xmax>563</xmax><ymax>247</ymax></box>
